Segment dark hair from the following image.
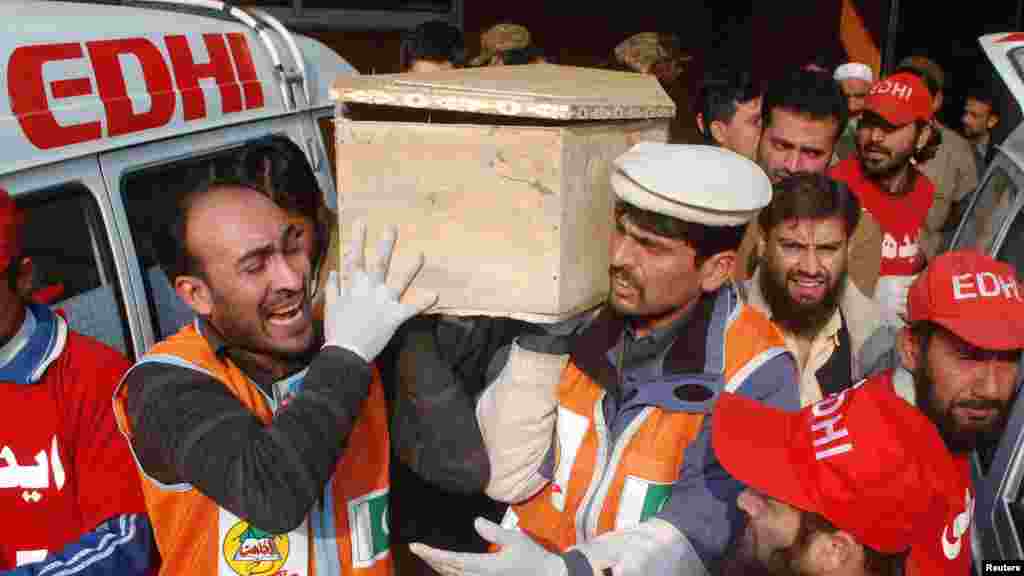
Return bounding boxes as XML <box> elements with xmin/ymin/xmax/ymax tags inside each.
<box><xmin>400</xmin><ymin>20</ymin><xmax>465</xmax><ymax>70</ymax></box>
<box><xmin>236</xmin><ymin>137</ymin><xmax>327</xmax><ymax>263</ymax></box>
<box><xmin>154</xmin><ymin>174</ymin><xmax>270</xmax><ymax>283</ymax></box>
<box><xmin>891</xmin><ymin>66</ymin><xmax>943</xmax><ymax>161</ymax></box>
<box><xmin>758</xmin><ymin>173</ymin><xmax>861</xmax><ymax>236</ymax></box>
<box><xmin>699</xmin><ymin>65</ymin><xmax>759</xmax><ymax>143</ymax></box>
<box><xmin>762</xmin><ymin>68</ymin><xmax>848</xmax><ymax>141</ymax></box>
<box><xmin>967</xmin><ymin>82</ymin><xmax>999</xmax><ymax>113</ymax></box>
<box><xmin>615</xmin><ymin>200</ymin><xmax>746</xmax><ymax>264</ymax></box>
<box><xmin>893</xmin><ymin>65</ymin><xmax>939</xmax><ymax>103</ymax></box>
<box><xmin>797</xmin><ymin>511</ymin><xmax>906</xmax><ymax>576</ymax></box>
<box><xmin>6</xmin><ymin>251</ymin><xmax>21</xmax><ymax>292</ymax></box>
<box><xmin>499</xmin><ymin>45</ymin><xmax>545</xmax><ymax>65</ymax></box>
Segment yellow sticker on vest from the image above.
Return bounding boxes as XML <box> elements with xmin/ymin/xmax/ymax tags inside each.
<box><xmin>219</xmin><ymin>509</ymin><xmax>309</xmax><ymax>576</ymax></box>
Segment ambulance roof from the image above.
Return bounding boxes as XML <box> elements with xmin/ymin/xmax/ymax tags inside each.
<box><xmin>0</xmin><ymin>1</ymin><xmax>357</xmax><ymax>175</ymax></box>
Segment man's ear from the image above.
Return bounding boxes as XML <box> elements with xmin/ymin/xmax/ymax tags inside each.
<box><xmin>699</xmin><ymin>251</ymin><xmax>736</xmax><ymax>292</ymax></box>
<box><xmin>709</xmin><ymin>119</ymin><xmax>730</xmax><ymax>147</ymax></box>
<box><xmin>696</xmin><ymin>113</ymin><xmax>706</xmax><ymax>136</ymax></box>
<box><xmin>812</xmin><ymin>530</ymin><xmax>861</xmax><ymax>572</ymax></box>
<box><xmin>175</xmin><ymin>275</ymin><xmax>213</xmax><ymax>317</ymax></box>
<box><xmin>14</xmin><ymin>257</ymin><xmax>33</xmax><ymax>300</ymax></box>
<box><xmin>988</xmin><ymin>113</ymin><xmax>1000</xmax><ymax>130</ymax></box>
<box><xmin>898</xmin><ymin>326</ymin><xmax>922</xmax><ymax>373</ymax></box>
<box><xmin>916</xmin><ymin>123</ymin><xmax>934</xmax><ymax>152</ymax></box>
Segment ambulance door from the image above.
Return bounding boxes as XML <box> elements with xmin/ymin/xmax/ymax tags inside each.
<box><xmin>99</xmin><ymin>116</ymin><xmax>310</xmax><ymax>355</ymax></box>
<box><xmin>0</xmin><ymin>157</ymin><xmax>136</xmax><ymax>360</ymax></box>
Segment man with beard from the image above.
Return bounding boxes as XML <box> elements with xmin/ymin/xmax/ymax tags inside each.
<box><xmin>833</xmin><ymin>62</ymin><xmax>874</xmax><ymax>162</ymax></box>
<box><xmin>734</xmin><ymin>68</ymin><xmax>848</xmax><ymax>280</ymax></box>
<box><xmin>830</xmin><ymin>72</ymin><xmax>936</xmax><ymax>330</ymax></box>
<box><xmin>742</xmin><ymin>174</ymin><xmax>882</xmax><ymax>406</ymax></box>
<box><xmin>717</xmin><ymin>249</ymin><xmax>1024</xmax><ymax>576</ymax></box>
<box><xmin>407</xmin><ymin>143</ymin><xmax>798</xmax><ymax>576</ymax></box>
<box><xmin>112</xmin><ymin>176</ymin><xmax>438</xmax><ymax>574</ymax></box>
<box><xmin>897</xmin><ymin>56</ymin><xmax>979</xmax><ymax>259</ymax></box>
<box><xmin>963</xmin><ymin>83</ymin><xmax>1001</xmax><ymax>180</ymax></box>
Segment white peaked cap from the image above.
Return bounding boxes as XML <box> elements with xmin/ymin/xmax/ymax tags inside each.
<box><xmin>611</xmin><ymin>143</ymin><xmax>772</xmax><ymax>227</ymax></box>
<box><xmin>834</xmin><ymin>62</ymin><xmax>874</xmax><ymax>83</ymax></box>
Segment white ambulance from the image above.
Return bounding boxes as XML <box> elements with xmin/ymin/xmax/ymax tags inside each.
<box><xmin>0</xmin><ymin>0</ymin><xmax>353</xmax><ymax>359</ymax></box>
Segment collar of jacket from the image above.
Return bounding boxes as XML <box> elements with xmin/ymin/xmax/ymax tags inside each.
<box><xmin>0</xmin><ymin>303</ymin><xmax>67</xmax><ymax>385</ymax></box>
<box><xmin>570</xmin><ymin>284</ymin><xmax>744</xmax><ymax>413</ymax></box>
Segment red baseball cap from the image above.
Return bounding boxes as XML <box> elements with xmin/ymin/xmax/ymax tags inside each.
<box><xmin>713</xmin><ymin>379</ymin><xmax>953</xmax><ymax>554</ymax></box>
<box><xmin>907</xmin><ymin>250</ymin><xmax>1024</xmax><ymax>351</ymax></box>
<box><xmin>864</xmin><ymin>72</ymin><xmax>933</xmax><ymax>126</ymax></box>
<box><xmin>0</xmin><ymin>189</ymin><xmax>22</xmax><ymax>272</ymax></box>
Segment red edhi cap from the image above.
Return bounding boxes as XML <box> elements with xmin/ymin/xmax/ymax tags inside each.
<box><xmin>0</xmin><ymin>189</ymin><xmax>22</xmax><ymax>273</ymax></box>
<box><xmin>712</xmin><ymin>379</ymin><xmax>954</xmax><ymax>554</ymax></box>
<box><xmin>907</xmin><ymin>250</ymin><xmax>1024</xmax><ymax>351</ymax></box>
<box><xmin>865</xmin><ymin>72</ymin><xmax>933</xmax><ymax>126</ymax></box>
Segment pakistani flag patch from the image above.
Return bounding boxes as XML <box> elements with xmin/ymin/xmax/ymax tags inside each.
<box><xmin>614</xmin><ymin>476</ymin><xmax>673</xmax><ymax>530</ymax></box>
<box><xmin>348</xmin><ymin>489</ymin><xmax>390</xmax><ymax>567</ymax></box>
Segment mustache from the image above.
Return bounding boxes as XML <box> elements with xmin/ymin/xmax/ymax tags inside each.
<box><xmin>864</xmin><ymin>145</ymin><xmax>890</xmax><ymax>156</ymax></box>
<box><xmin>609</xmin><ymin>266</ymin><xmax>637</xmax><ymax>284</ymax></box>
<box><xmin>789</xmin><ymin>272</ymin><xmax>827</xmax><ymax>283</ymax></box>
<box><xmin>953</xmin><ymin>398</ymin><xmax>1005</xmax><ymax>412</ymax></box>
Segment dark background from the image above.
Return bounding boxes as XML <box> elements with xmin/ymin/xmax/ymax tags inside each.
<box><xmin>280</xmin><ymin>0</ymin><xmax>1022</xmax><ymax>144</ymax></box>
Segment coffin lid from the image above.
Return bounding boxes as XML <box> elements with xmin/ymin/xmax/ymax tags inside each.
<box><xmin>330</xmin><ymin>63</ymin><xmax>676</xmax><ymax>121</ymax></box>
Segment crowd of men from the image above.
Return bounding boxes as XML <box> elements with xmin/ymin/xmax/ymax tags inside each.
<box><xmin>3</xmin><ymin>16</ymin><xmax>1020</xmax><ymax>576</ymax></box>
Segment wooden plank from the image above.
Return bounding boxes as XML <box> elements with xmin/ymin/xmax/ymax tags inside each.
<box><xmin>330</xmin><ymin>64</ymin><xmax>676</xmax><ymax>121</ymax></box>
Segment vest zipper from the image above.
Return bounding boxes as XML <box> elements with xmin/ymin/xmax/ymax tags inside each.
<box><xmin>574</xmin><ymin>393</ymin><xmax>609</xmax><ymax>544</ymax></box>
<box><xmin>582</xmin><ymin>406</ymin><xmax>653</xmax><ymax>539</ymax></box>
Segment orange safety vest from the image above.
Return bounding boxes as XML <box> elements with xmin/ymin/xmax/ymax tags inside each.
<box><xmin>504</xmin><ymin>300</ymin><xmax>787</xmax><ymax>551</ymax></box>
<box><xmin>113</xmin><ymin>324</ymin><xmax>391</xmax><ymax>576</ymax></box>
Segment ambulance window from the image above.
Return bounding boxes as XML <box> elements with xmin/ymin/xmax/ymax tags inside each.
<box><xmin>958</xmin><ymin>165</ymin><xmax>1020</xmax><ymax>255</ymax></box>
<box><xmin>121</xmin><ymin>150</ymin><xmax>244</xmax><ymax>341</ymax></box>
<box><xmin>996</xmin><ymin>204</ymin><xmax>1024</xmax><ymax>277</ymax></box>
<box><xmin>16</xmin><ymin>185</ymin><xmax>131</xmax><ymax>357</ymax></box>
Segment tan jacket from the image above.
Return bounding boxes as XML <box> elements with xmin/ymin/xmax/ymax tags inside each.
<box><xmin>917</xmin><ymin>123</ymin><xmax>979</xmax><ymax>257</ymax></box>
<box><xmin>741</xmin><ymin>267</ymin><xmax>882</xmax><ymax>406</ymax></box>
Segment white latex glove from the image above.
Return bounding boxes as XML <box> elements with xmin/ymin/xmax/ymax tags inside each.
<box><xmin>875</xmin><ymin>274</ymin><xmax>917</xmax><ymax>328</ymax></box>
<box><xmin>409</xmin><ymin>517</ymin><xmax>567</xmax><ymax>576</ymax></box>
<box><xmin>323</xmin><ymin>220</ymin><xmax>437</xmax><ymax>361</ymax></box>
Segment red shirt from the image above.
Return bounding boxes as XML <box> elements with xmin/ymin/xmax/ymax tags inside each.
<box><xmin>0</xmin><ymin>330</ymin><xmax>146</xmax><ymax>569</ymax></box>
<box><xmin>830</xmin><ymin>157</ymin><xmax>934</xmax><ymax>277</ymax></box>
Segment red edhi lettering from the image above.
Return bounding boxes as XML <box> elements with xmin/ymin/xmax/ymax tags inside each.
<box><xmin>8</xmin><ymin>43</ymin><xmax>101</xmax><ymax>149</ymax></box>
<box><xmin>87</xmin><ymin>38</ymin><xmax>175</xmax><ymax>137</ymax></box>
<box><xmin>10</xmin><ymin>33</ymin><xmax>266</xmax><ymax>150</ymax></box>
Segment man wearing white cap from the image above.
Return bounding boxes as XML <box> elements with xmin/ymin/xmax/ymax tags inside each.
<box><xmin>409</xmin><ymin>143</ymin><xmax>799</xmax><ymax>576</ymax></box>
<box><xmin>833</xmin><ymin>62</ymin><xmax>874</xmax><ymax>161</ymax></box>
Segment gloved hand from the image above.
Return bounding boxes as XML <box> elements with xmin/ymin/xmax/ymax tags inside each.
<box><xmin>409</xmin><ymin>517</ymin><xmax>567</xmax><ymax>576</ymax></box>
<box><xmin>323</xmin><ymin>220</ymin><xmax>438</xmax><ymax>361</ymax></box>
<box><xmin>875</xmin><ymin>274</ymin><xmax>917</xmax><ymax>328</ymax></box>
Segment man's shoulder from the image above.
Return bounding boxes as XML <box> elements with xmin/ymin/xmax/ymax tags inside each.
<box><xmin>60</xmin><ymin>329</ymin><xmax>132</xmax><ymax>375</ymax></box>
<box><xmin>939</xmin><ymin>122</ymin><xmax>972</xmax><ymax>149</ymax></box>
<box><xmin>729</xmin><ymin>297</ymin><xmax>785</xmax><ymax>348</ymax></box>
